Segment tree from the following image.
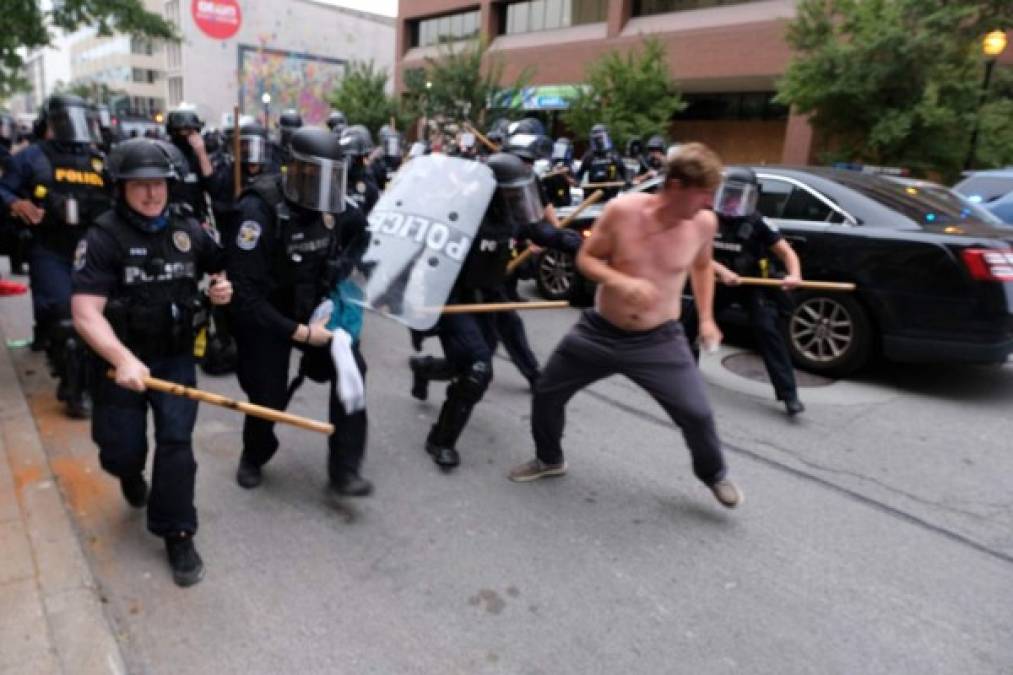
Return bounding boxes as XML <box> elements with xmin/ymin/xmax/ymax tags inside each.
<box><xmin>2</xmin><ymin>0</ymin><xmax>177</xmax><ymax>98</ymax></box>
<box><xmin>562</xmin><ymin>38</ymin><xmax>685</xmax><ymax>150</ymax></box>
<box><xmin>328</xmin><ymin>60</ymin><xmax>411</xmax><ymax>138</ymax></box>
<box><xmin>54</xmin><ymin>79</ymin><xmax>125</xmax><ymax>106</ymax></box>
<box><xmin>401</xmin><ymin>38</ymin><xmax>533</xmax><ymax>133</ymax></box>
<box><xmin>776</xmin><ymin>0</ymin><xmax>1013</xmax><ymax>178</ymax></box>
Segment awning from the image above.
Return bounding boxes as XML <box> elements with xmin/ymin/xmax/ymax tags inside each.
<box><xmin>493</xmin><ymin>84</ymin><xmax>586</xmax><ymax>111</ymax></box>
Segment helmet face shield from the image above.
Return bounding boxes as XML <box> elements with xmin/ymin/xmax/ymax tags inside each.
<box><xmin>590</xmin><ymin>130</ymin><xmax>612</xmax><ymax>153</ymax></box>
<box><xmin>240</xmin><ymin>135</ymin><xmax>267</xmax><ymax>165</ymax></box>
<box><xmin>1</xmin><ymin>116</ymin><xmax>16</xmax><ymax>142</ymax></box>
<box><xmin>497</xmin><ymin>174</ymin><xmax>543</xmax><ymax>226</ymax></box>
<box><xmin>552</xmin><ymin>141</ymin><xmax>571</xmax><ymax>163</ymax></box>
<box><xmin>283</xmin><ymin>150</ymin><xmax>348</xmax><ymax>213</ymax></box>
<box><xmin>50</xmin><ymin>106</ymin><xmax>100</xmax><ymax>144</ymax></box>
<box><xmin>714</xmin><ymin>180</ymin><xmax>758</xmax><ymax>218</ymax></box>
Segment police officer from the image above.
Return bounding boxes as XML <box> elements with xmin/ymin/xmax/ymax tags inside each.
<box><xmin>633</xmin><ymin>135</ymin><xmax>667</xmax><ymax>184</ymax></box>
<box><xmin>574</xmin><ymin>123</ymin><xmax>628</xmax><ymax>200</ymax></box>
<box><xmin>326</xmin><ymin>110</ymin><xmax>347</xmax><ymax>136</ymax></box>
<box><xmin>338</xmin><ymin>124</ymin><xmax>380</xmax><ymax>216</ymax></box>
<box><xmin>368</xmin><ymin>124</ymin><xmax>402</xmax><ymax>191</ymax></box>
<box><xmin>411</xmin><ymin>152</ymin><xmax>581</xmax><ymax>470</ymax></box>
<box><xmin>227</xmin><ymin>126</ymin><xmax>373</xmax><ymax>498</ymax></box>
<box><xmin>71</xmin><ymin>137</ymin><xmax>233</xmax><ymax>586</ymax></box>
<box><xmin>0</xmin><ymin>109</ymin><xmax>29</xmax><ymax>295</ymax></box>
<box><xmin>0</xmin><ymin>94</ymin><xmax>112</xmax><ymax>417</ymax></box>
<box><xmin>682</xmin><ymin>167</ymin><xmax>805</xmax><ymax>415</ymax></box>
<box><xmin>165</xmin><ymin>106</ymin><xmax>232</xmax><ymax>225</ymax></box>
<box><xmin>276</xmin><ymin>108</ymin><xmax>303</xmax><ymax>164</ymax></box>
<box><xmin>541</xmin><ymin>137</ymin><xmax>575</xmax><ymax>209</ymax></box>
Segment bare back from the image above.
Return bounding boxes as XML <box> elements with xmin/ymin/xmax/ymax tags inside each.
<box><xmin>586</xmin><ymin>192</ymin><xmax>716</xmax><ymax>331</ymax></box>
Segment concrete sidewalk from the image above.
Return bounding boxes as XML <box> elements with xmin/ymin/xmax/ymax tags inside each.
<box><xmin>0</xmin><ymin>292</ymin><xmax>125</xmax><ymax>675</ymax></box>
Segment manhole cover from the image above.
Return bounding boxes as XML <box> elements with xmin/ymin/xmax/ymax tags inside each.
<box><xmin>721</xmin><ymin>352</ymin><xmax>835</xmax><ymax>388</ymax></box>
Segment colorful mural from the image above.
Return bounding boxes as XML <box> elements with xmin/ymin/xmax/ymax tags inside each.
<box><xmin>239</xmin><ymin>44</ymin><xmax>346</xmax><ymax>125</ymax></box>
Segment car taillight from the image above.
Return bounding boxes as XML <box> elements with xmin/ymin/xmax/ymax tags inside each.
<box><xmin>962</xmin><ymin>248</ymin><xmax>1013</xmax><ymax>281</ymax></box>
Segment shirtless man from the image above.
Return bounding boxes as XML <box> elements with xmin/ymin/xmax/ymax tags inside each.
<box><xmin>507</xmin><ymin>143</ymin><xmax>742</xmax><ymax>508</ymax></box>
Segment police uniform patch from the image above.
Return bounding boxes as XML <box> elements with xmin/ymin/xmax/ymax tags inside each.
<box><xmin>173</xmin><ymin>230</ymin><xmax>192</xmax><ymax>253</ymax></box>
<box><xmin>73</xmin><ymin>239</ymin><xmax>88</xmax><ymax>271</ymax></box>
<box><xmin>322</xmin><ymin>213</ymin><xmax>335</xmax><ymax>230</ymax></box>
<box><xmin>91</xmin><ymin>158</ymin><xmax>104</xmax><ymax>173</ymax></box>
<box><xmin>356</xmin><ymin>181</ymin><xmax>366</xmax><ymax>194</ymax></box>
<box><xmin>237</xmin><ymin>221</ymin><xmax>262</xmax><ymax>251</ymax></box>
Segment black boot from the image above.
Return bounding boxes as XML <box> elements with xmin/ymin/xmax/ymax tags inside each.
<box><xmin>331</xmin><ymin>472</ymin><xmax>374</xmax><ymax>497</ymax></box>
<box><xmin>425</xmin><ymin>395</ymin><xmax>476</xmax><ymax>470</ymax></box>
<box><xmin>236</xmin><ymin>459</ymin><xmax>263</xmax><ymax>488</ymax></box>
<box><xmin>784</xmin><ymin>397</ymin><xmax>805</xmax><ymax>416</ymax></box>
<box><xmin>65</xmin><ymin>391</ymin><xmax>91</xmax><ymax>419</ymax></box>
<box><xmin>120</xmin><ymin>474</ymin><xmax>148</xmax><ymax>508</ymax></box>
<box><xmin>164</xmin><ymin>533</ymin><xmax>204</xmax><ymax>587</ymax></box>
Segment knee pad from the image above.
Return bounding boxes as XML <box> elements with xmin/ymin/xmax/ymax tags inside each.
<box><xmin>448</xmin><ymin>360</ymin><xmax>492</xmax><ymax>405</ymax></box>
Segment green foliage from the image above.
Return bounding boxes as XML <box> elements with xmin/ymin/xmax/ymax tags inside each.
<box><xmin>401</xmin><ymin>38</ymin><xmax>533</xmax><ymax>131</ymax></box>
<box><xmin>975</xmin><ymin>66</ymin><xmax>1013</xmax><ymax>168</ymax></box>
<box><xmin>54</xmin><ymin>79</ymin><xmax>125</xmax><ymax>106</ymax></box>
<box><xmin>2</xmin><ymin>0</ymin><xmax>177</xmax><ymax>98</ymax></box>
<box><xmin>328</xmin><ymin>60</ymin><xmax>411</xmax><ymax>137</ymax></box>
<box><xmin>776</xmin><ymin>0</ymin><xmax>1013</xmax><ymax>177</ymax></box>
<box><xmin>562</xmin><ymin>38</ymin><xmax>685</xmax><ymax>149</ymax></box>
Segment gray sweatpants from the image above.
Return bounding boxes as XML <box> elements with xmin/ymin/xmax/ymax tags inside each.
<box><xmin>531</xmin><ymin>310</ymin><xmax>728</xmax><ymax>485</ymax></box>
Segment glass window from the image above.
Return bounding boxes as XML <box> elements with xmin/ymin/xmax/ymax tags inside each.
<box><xmin>412</xmin><ymin>10</ymin><xmax>481</xmax><ymax>47</ymax></box>
<box><xmin>633</xmin><ymin>0</ymin><xmax>765</xmax><ymax>17</ymax></box>
<box><xmin>502</xmin><ymin>0</ymin><xmax>606</xmax><ymax>34</ymax></box>
<box><xmin>756</xmin><ymin>178</ymin><xmax>793</xmax><ymax>219</ymax></box>
<box><xmin>953</xmin><ymin>175</ymin><xmax>1013</xmax><ymax>203</ymax></box>
<box><xmin>781</xmin><ymin>187</ymin><xmax>835</xmax><ymax>222</ymax></box>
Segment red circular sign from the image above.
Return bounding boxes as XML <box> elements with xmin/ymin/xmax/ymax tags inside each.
<box><xmin>192</xmin><ymin>0</ymin><xmax>241</xmax><ymax>40</ymax></box>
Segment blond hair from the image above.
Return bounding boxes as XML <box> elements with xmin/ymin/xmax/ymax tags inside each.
<box><xmin>665</xmin><ymin>142</ymin><xmax>723</xmax><ymax>190</ymax></box>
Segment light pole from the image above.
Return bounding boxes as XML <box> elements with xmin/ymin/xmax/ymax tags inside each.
<box><xmin>965</xmin><ymin>29</ymin><xmax>1008</xmax><ymax>170</ymax></box>
<box><xmin>261</xmin><ymin>91</ymin><xmax>271</xmax><ymax>131</ymax></box>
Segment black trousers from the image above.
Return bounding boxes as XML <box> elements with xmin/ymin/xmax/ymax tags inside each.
<box><xmin>477</xmin><ymin>287</ymin><xmax>539</xmax><ymax>381</ymax></box>
<box><xmin>532</xmin><ymin>311</ymin><xmax>727</xmax><ymax>485</ymax></box>
<box><xmin>234</xmin><ymin>327</ymin><xmax>367</xmax><ymax>481</ymax></box>
<box><xmin>92</xmin><ymin>354</ymin><xmax>199</xmax><ymax>537</ymax></box>
<box><xmin>683</xmin><ymin>288</ymin><xmax>798</xmax><ymax>401</ymax></box>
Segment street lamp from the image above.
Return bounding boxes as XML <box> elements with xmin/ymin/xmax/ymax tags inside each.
<box><xmin>965</xmin><ymin>30</ymin><xmax>1008</xmax><ymax>170</ymax></box>
<box><xmin>261</xmin><ymin>91</ymin><xmax>271</xmax><ymax>130</ymax></box>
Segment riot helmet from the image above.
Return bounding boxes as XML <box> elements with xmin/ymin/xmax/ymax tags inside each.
<box><xmin>506</xmin><ymin>116</ymin><xmax>545</xmax><ymax>137</ymax></box>
<box><xmin>279</xmin><ymin>108</ymin><xmax>303</xmax><ymax>147</ymax></box>
<box><xmin>40</xmin><ymin>94</ymin><xmax>100</xmax><ymax>145</ymax></box>
<box><xmin>646</xmin><ymin>135</ymin><xmax>666</xmax><ymax>152</ymax></box>
<box><xmin>626</xmin><ymin>137</ymin><xmax>643</xmax><ymax>158</ymax></box>
<box><xmin>714</xmin><ymin>166</ymin><xmax>759</xmax><ymax>218</ymax></box>
<box><xmin>486</xmin><ymin>152</ymin><xmax>543</xmax><ymax>227</ymax></box>
<box><xmin>0</xmin><ymin>110</ymin><xmax>16</xmax><ymax>148</ymax></box>
<box><xmin>504</xmin><ymin>133</ymin><xmax>552</xmax><ymax>163</ymax></box>
<box><xmin>282</xmin><ymin>127</ymin><xmax>348</xmax><ymax>213</ymax></box>
<box><xmin>238</xmin><ymin>120</ymin><xmax>268</xmax><ymax>166</ymax></box>
<box><xmin>589</xmin><ymin>123</ymin><xmax>612</xmax><ymax>153</ymax></box>
<box><xmin>551</xmin><ymin>137</ymin><xmax>573</xmax><ymax>165</ymax></box>
<box><xmin>326</xmin><ymin>110</ymin><xmax>347</xmax><ymax>134</ymax></box>
<box><xmin>107</xmin><ymin>137</ymin><xmax>181</xmax><ymax>182</ymax></box>
<box><xmin>486</xmin><ymin>129</ymin><xmax>505</xmax><ymax>149</ymax></box>
<box><xmin>338</xmin><ymin>124</ymin><xmax>374</xmax><ymax>159</ymax></box>
<box><xmin>166</xmin><ymin>107</ymin><xmax>204</xmax><ymax>136</ymax></box>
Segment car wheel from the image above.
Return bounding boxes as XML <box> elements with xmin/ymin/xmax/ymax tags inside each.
<box><xmin>536</xmin><ymin>250</ymin><xmax>575</xmax><ymax>301</ymax></box>
<box><xmin>787</xmin><ymin>293</ymin><xmax>873</xmax><ymax>377</ymax></box>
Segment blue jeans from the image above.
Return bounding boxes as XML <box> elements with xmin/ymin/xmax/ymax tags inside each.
<box><xmin>92</xmin><ymin>354</ymin><xmax>200</xmax><ymax>537</ymax></box>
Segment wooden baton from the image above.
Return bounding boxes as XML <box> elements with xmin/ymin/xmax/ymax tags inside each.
<box><xmin>733</xmin><ymin>277</ymin><xmax>857</xmax><ymax>292</ymax></box>
<box><xmin>463</xmin><ymin>123</ymin><xmax>500</xmax><ymax>153</ymax></box>
<box><xmin>430</xmin><ymin>300</ymin><xmax>569</xmax><ymax>315</ymax></box>
<box><xmin>581</xmin><ymin>181</ymin><xmax>627</xmax><ymax>189</ymax></box>
<box><xmin>505</xmin><ymin>190</ymin><xmax>604</xmax><ymax>275</ymax></box>
<box><xmin>107</xmin><ymin>371</ymin><xmax>335</xmax><ymax>435</ymax></box>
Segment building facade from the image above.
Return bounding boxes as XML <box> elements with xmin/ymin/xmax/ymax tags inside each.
<box><xmin>396</xmin><ymin>0</ymin><xmax>812</xmax><ymax>164</ymax></box>
<box><xmin>162</xmin><ymin>0</ymin><xmax>396</xmax><ymax>127</ymax></box>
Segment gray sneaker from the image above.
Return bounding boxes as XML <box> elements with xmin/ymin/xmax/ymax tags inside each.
<box><xmin>508</xmin><ymin>458</ymin><xmax>567</xmax><ymax>483</ymax></box>
<box><xmin>709</xmin><ymin>479</ymin><xmax>743</xmax><ymax>508</ymax></box>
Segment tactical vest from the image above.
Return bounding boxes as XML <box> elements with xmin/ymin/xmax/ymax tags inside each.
<box><xmin>97</xmin><ymin>210</ymin><xmax>204</xmax><ymax>359</ymax></box>
<box><xmin>35</xmin><ymin>142</ymin><xmax>111</xmax><ymax>258</ymax></box>
<box><xmin>170</xmin><ymin>153</ymin><xmax>208</xmax><ymax>221</ymax></box>
<box><xmin>713</xmin><ymin>213</ymin><xmax>769</xmax><ymax>277</ymax></box>
<box><xmin>587</xmin><ymin>154</ymin><xmax>618</xmax><ymax>184</ymax></box>
<box><xmin>243</xmin><ymin>175</ymin><xmax>342</xmax><ymax>324</ymax></box>
<box><xmin>459</xmin><ymin>199</ymin><xmax>514</xmax><ymax>291</ymax></box>
<box><xmin>541</xmin><ymin>172</ymin><xmax>572</xmax><ymax>208</ymax></box>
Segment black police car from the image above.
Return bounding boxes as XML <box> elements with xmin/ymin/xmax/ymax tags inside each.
<box><xmin>536</xmin><ymin>167</ymin><xmax>1013</xmax><ymax>376</ymax></box>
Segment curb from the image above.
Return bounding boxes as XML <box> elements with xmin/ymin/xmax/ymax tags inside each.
<box><xmin>0</xmin><ymin>321</ymin><xmax>127</xmax><ymax>675</ymax></box>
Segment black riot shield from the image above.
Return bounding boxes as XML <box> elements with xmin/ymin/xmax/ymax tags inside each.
<box><xmin>344</xmin><ymin>154</ymin><xmax>497</xmax><ymax>330</ymax></box>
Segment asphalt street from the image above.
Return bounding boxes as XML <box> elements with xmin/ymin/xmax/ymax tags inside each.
<box><xmin>2</xmin><ymin>277</ymin><xmax>1011</xmax><ymax>675</ymax></box>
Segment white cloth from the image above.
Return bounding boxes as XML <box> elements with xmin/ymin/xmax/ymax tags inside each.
<box><xmin>330</xmin><ymin>328</ymin><xmax>366</xmax><ymax>414</ymax></box>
